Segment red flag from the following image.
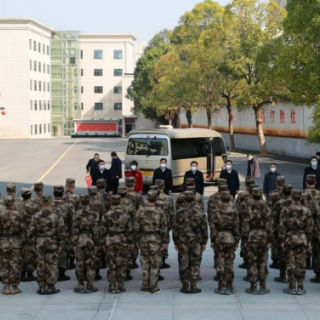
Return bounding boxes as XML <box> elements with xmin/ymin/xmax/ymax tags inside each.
<box><xmin>85</xmin><ymin>175</ymin><xmax>92</xmax><ymax>187</ymax></box>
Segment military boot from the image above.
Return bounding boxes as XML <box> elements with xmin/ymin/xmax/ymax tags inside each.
<box><xmin>225</xmin><ymin>282</ymin><xmax>235</xmax><ymax>295</ymax></box>
<box><xmin>117</xmin><ymin>284</ymin><xmax>126</xmax><ymax>293</ymax></box>
<box><xmin>310</xmin><ymin>273</ymin><xmax>320</xmax><ymax>283</ymax></box>
<box><xmin>11</xmin><ymin>285</ymin><xmax>22</xmax><ymax>295</ymax></box>
<box><xmin>125</xmin><ymin>270</ymin><xmax>133</xmax><ymax>281</ymax></box>
<box><xmin>160</xmin><ymin>258</ymin><xmax>170</xmax><ymax>269</ymax></box>
<box><xmin>296</xmin><ymin>286</ymin><xmax>306</xmax><ymax>295</ymax></box>
<box><xmin>47</xmin><ymin>286</ymin><xmax>60</xmax><ymax>294</ymax></box>
<box><xmin>269</xmin><ymin>260</ymin><xmax>279</xmax><ymax>269</ymax></box>
<box><xmin>86</xmin><ymin>285</ymin><xmax>98</xmax><ymax>294</ymax></box>
<box><xmin>245</xmin><ymin>285</ymin><xmax>258</xmax><ymax>295</ymax></box>
<box><xmin>158</xmin><ymin>273</ymin><xmax>164</xmax><ymax>281</ymax></box>
<box><xmin>239</xmin><ymin>261</ymin><xmax>247</xmax><ymax>269</ymax></box>
<box><xmin>26</xmin><ymin>272</ymin><xmax>37</xmax><ymax>282</ymax></box>
<box><xmin>58</xmin><ymin>268</ymin><xmax>70</xmax><ymax>282</ymax></box>
<box><xmin>95</xmin><ymin>269</ymin><xmax>102</xmax><ymax>281</ymax></box>
<box><xmin>67</xmin><ymin>257</ymin><xmax>76</xmax><ymax>270</ymax></box>
<box><xmin>74</xmin><ymin>281</ymin><xmax>85</xmax><ymax>294</ymax></box>
<box><xmin>37</xmin><ymin>283</ymin><xmax>47</xmax><ymax>295</ymax></box>
<box><xmin>131</xmin><ymin>259</ymin><xmax>139</xmax><ymax>269</ymax></box>
<box><xmin>180</xmin><ymin>283</ymin><xmax>190</xmax><ymax>294</ymax></box>
<box><xmin>20</xmin><ymin>272</ymin><xmax>27</xmax><ymax>282</ymax></box>
<box><xmin>190</xmin><ymin>281</ymin><xmax>201</xmax><ymax>294</ymax></box>
<box><xmin>2</xmin><ymin>284</ymin><xmax>11</xmax><ymax>295</ymax></box>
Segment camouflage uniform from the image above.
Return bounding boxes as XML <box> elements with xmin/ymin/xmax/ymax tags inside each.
<box><xmin>173</xmin><ymin>191</ymin><xmax>208</xmax><ymax>293</ymax></box>
<box><xmin>20</xmin><ymin>188</ymin><xmax>40</xmax><ymax>281</ymax></box>
<box><xmin>64</xmin><ymin>178</ymin><xmax>81</xmax><ymax>211</ymax></box>
<box><xmin>210</xmin><ymin>191</ymin><xmax>240</xmax><ymax>294</ymax></box>
<box><xmin>0</xmin><ymin>196</ymin><xmax>26</xmax><ymax>295</ymax></box>
<box><xmin>29</xmin><ymin>196</ymin><xmax>65</xmax><ymax>294</ymax></box>
<box><xmin>312</xmin><ymin>198</ymin><xmax>320</xmax><ymax>283</ymax></box>
<box><xmin>6</xmin><ymin>183</ymin><xmax>23</xmax><ymax>211</ymax></box>
<box><xmin>280</xmin><ymin>190</ymin><xmax>313</xmax><ymax>295</ymax></box>
<box><xmin>134</xmin><ymin>191</ymin><xmax>168</xmax><ymax>294</ymax></box>
<box><xmin>52</xmin><ymin>185</ymin><xmax>75</xmax><ymax>279</ymax></box>
<box><xmin>243</xmin><ymin>189</ymin><xmax>273</xmax><ymax>294</ymax></box>
<box><xmin>72</xmin><ymin>194</ymin><xmax>100</xmax><ymax>293</ymax></box>
<box><xmin>273</xmin><ymin>184</ymin><xmax>293</xmax><ymax>282</ymax></box>
<box><xmin>31</xmin><ymin>182</ymin><xmax>44</xmax><ymax>207</ymax></box>
<box><xmin>101</xmin><ymin>195</ymin><xmax>133</xmax><ymax>293</ymax></box>
<box><xmin>126</xmin><ymin>177</ymin><xmax>145</xmax><ymax>210</ymax></box>
<box><xmin>96</xmin><ymin>179</ymin><xmax>110</xmax><ymax>213</ymax></box>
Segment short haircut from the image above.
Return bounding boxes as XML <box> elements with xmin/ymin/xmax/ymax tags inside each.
<box><xmin>310</xmin><ymin>156</ymin><xmax>318</xmax><ymax>161</ymax></box>
<box><xmin>270</xmin><ymin>163</ymin><xmax>277</xmax><ymax>166</ymax></box>
<box><xmin>160</xmin><ymin>158</ymin><xmax>167</xmax><ymax>163</ymax></box>
<box><xmin>94</xmin><ymin>153</ymin><xmax>99</xmax><ymax>156</ymax></box>
<box><xmin>317</xmin><ymin>152</ymin><xmax>320</xmax><ymax>156</ymax></box>
<box><xmin>54</xmin><ymin>190</ymin><xmax>64</xmax><ymax>198</ymax></box>
<box><xmin>111</xmin><ymin>151</ymin><xmax>117</xmax><ymax>156</ymax></box>
<box><xmin>190</xmin><ymin>161</ymin><xmax>198</xmax><ymax>166</ymax></box>
<box><xmin>226</xmin><ymin>160</ymin><xmax>233</xmax><ymax>164</ymax></box>
<box><xmin>130</xmin><ymin>160</ymin><xmax>138</xmax><ymax>166</ymax></box>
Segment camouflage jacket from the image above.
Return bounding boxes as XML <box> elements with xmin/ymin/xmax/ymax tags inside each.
<box><xmin>242</xmin><ymin>200</ymin><xmax>273</xmax><ymax>244</ymax></box>
<box><xmin>64</xmin><ymin>191</ymin><xmax>81</xmax><ymax>211</ymax></box>
<box><xmin>236</xmin><ymin>191</ymin><xmax>252</xmax><ymax>212</ymax></box>
<box><xmin>159</xmin><ymin>192</ymin><xmax>174</xmax><ymax>231</ymax></box>
<box><xmin>89</xmin><ymin>195</ymin><xmax>105</xmax><ymax>221</ymax></box>
<box><xmin>176</xmin><ymin>192</ymin><xmax>204</xmax><ymax>212</ymax></box>
<box><xmin>120</xmin><ymin>198</ymin><xmax>136</xmax><ymax>221</ymax></box>
<box><xmin>239</xmin><ymin>197</ymin><xmax>254</xmax><ymax>234</ymax></box>
<box><xmin>101</xmin><ymin>207</ymin><xmax>133</xmax><ymax>247</ymax></box>
<box><xmin>28</xmin><ymin>209</ymin><xmax>65</xmax><ymax>250</ymax></box>
<box><xmin>0</xmin><ymin>208</ymin><xmax>26</xmax><ymax>250</ymax></box>
<box><xmin>31</xmin><ymin>194</ymin><xmax>43</xmax><ymax>207</ymax></box>
<box><xmin>312</xmin><ymin>201</ymin><xmax>320</xmax><ymax>243</ymax></box>
<box><xmin>52</xmin><ymin>197</ymin><xmax>75</xmax><ymax>238</ymax></box>
<box><xmin>21</xmin><ymin>200</ymin><xmax>40</xmax><ymax>229</ymax></box>
<box><xmin>279</xmin><ymin>203</ymin><xmax>313</xmax><ymax>247</ymax></box>
<box><xmin>173</xmin><ymin>203</ymin><xmax>208</xmax><ymax>246</ymax></box>
<box><xmin>134</xmin><ymin>203</ymin><xmax>168</xmax><ymax>245</ymax></box>
<box><xmin>127</xmin><ymin>190</ymin><xmax>145</xmax><ymax>210</ymax></box>
<box><xmin>71</xmin><ymin>207</ymin><xmax>100</xmax><ymax>247</ymax></box>
<box><xmin>273</xmin><ymin>197</ymin><xmax>292</xmax><ymax>234</ymax></box>
<box><xmin>302</xmin><ymin>188</ymin><xmax>320</xmax><ymax>212</ymax></box>
<box><xmin>267</xmin><ymin>189</ymin><xmax>285</xmax><ymax>209</ymax></box>
<box><xmin>210</xmin><ymin>203</ymin><xmax>240</xmax><ymax>245</ymax></box>
<box><xmin>97</xmin><ymin>190</ymin><xmax>110</xmax><ymax>212</ymax></box>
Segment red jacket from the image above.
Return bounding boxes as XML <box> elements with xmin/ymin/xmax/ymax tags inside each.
<box><xmin>125</xmin><ymin>170</ymin><xmax>143</xmax><ymax>193</ymax></box>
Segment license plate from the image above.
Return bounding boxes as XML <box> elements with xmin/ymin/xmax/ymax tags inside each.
<box><xmin>141</xmin><ymin>170</ymin><xmax>153</xmax><ymax>177</ymax></box>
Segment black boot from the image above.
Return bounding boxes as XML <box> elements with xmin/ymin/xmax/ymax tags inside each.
<box><xmin>67</xmin><ymin>258</ymin><xmax>76</xmax><ymax>270</ymax></box>
<box><xmin>158</xmin><ymin>274</ymin><xmax>164</xmax><ymax>281</ymax></box>
<box><xmin>20</xmin><ymin>272</ymin><xmax>27</xmax><ymax>282</ymax></box>
<box><xmin>160</xmin><ymin>258</ymin><xmax>170</xmax><ymax>269</ymax></box>
<box><xmin>131</xmin><ymin>260</ymin><xmax>139</xmax><ymax>269</ymax></box>
<box><xmin>100</xmin><ymin>257</ymin><xmax>107</xmax><ymax>270</ymax></box>
<box><xmin>125</xmin><ymin>270</ymin><xmax>133</xmax><ymax>282</ymax></box>
<box><xmin>58</xmin><ymin>268</ymin><xmax>70</xmax><ymax>282</ymax></box>
<box><xmin>306</xmin><ymin>256</ymin><xmax>312</xmax><ymax>270</ymax></box>
<box><xmin>95</xmin><ymin>270</ymin><xmax>102</xmax><ymax>281</ymax></box>
<box><xmin>25</xmin><ymin>272</ymin><xmax>37</xmax><ymax>282</ymax></box>
<box><xmin>269</xmin><ymin>260</ymin><xmax>279</xmax><ymax>269</ymax></box>
<box><xmin>239</xmin><ymin>261</ymin><xmax>247</xmax><ymax>269</ymax></box>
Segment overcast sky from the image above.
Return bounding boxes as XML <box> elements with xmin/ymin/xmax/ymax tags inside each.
<box><xmin>2</xmin><ymin>0</ymin><xmax>231</xmax><ymax>43</ymax></box>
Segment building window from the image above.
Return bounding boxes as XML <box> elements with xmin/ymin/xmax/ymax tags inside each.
<box><xmin>74</xmin><ymin>103</ymin><xmax>78</xmax><ymax>110</ymax></box>
<box><xmin>48</xmin><ymin>123</ymin><xmax>50</xmax><ymax>132</ymax></box>
<box><xmin>81</xmin><ymin>103</ymin><xmax>84</xmax><ymax>110</ymax></box>
<box><xmin>114</xmin><ymin>103</ymin><xmax>122</xmax><ymax>110</ymax></box>
<box><xmin>44</xmin><ymin>101</ymin><xmax>47</xmax><ymax>110</ymax></box>
<box><xmin>94</xmin><ymin>103</ymin><xmax>103</xmax><ymax>110</ymax></box>
<box><xmin>114</xmin><ymin>86</ymin><xmax>122</xmax><ymax>94</ymax></box>
<box><xmin>39</xmin><ymin>62</ymin><xmax>41</xmax><ymax>73</ymax></box>
<box><xmin>35</xmin><ymin>100</ymin><xmax>37</xmax><ymax>111</ymax></box>
<box><xmin>43</xmin><ymin>63</ymin><xmax>45</xmax><ymax>73</ymax></box>
<box><xmin>43</xmin><ymin>81</ymin><xmax>46</xmax><ymax>92</ymax></box>
<box><xmin>38</xmin><ymin>43</ymin><xmax>41</xmax><ymax>53</ymax></box>
<box><xmin>30</xmin><ymin>60</ymin><xmax>32</xmax><ymax>71</ymax></box>
<box><xmin>30</xmin><ymin>80</ymin><xmax>32</xmax><ymax>90</ymax></box>
<box><xmin>81</xmin><ymin>69</ymin><xmax>83</xmax><ymax>76</ymax></box>
<box><xmin>47</xmin><ymin>45</ymin><xmax>49</xmax><ymax>55</ymax></box>
<box><xmin>31</xmin><ymin>125</ymin><xmax>33</xmax><ymax>135</ymax></box>
<box><xmin>70</xmin><ymin>57</ymin><xmax>76</xmax><ymax>64</ymax></box>
<box><xmin>29</xmin><ymin>39</ymin><xmax>32</xmax><ymax>50</ymax></box>
<box><xmin>34</xmin><ymin>81</ymin><xmax>37</xmax><ymax>91</ymax></box>
<box><xmin>48</xmin><ymin>101</ymin><xmax>50</xmax><ymax>110</ymax></box>
<box><xmin>39</xmin><ymin>101</ymin><xmax>42</xmax><ymax>110</ymax></box>
<box><xmin>39</xmin><ymin>124</ymin><xmax>42</xmax><ymax>134</ymax></box>
<box><xmin>34</xmin><ymin>61</ymin><xmax>37</xmax><ymax>71</ymax></box>
<box><xmin>30</xmin><ymin>100</ymin><xmax>33</xmax><ymax>111</ymax></box>
<box><xmin>39</xmin><ymin>81</ymin><xmax>41</xmax><ymax>91</ymax></box>
<box><xmin>94</xmin><ymin>50</ymin><xmax>103</xmax><ymax>59</ymax></box>
<box><xmin>94</xmin><ymin>69</ymin><xmax>103</xmax><ymax>76</ymax></box>
<box><xmin>47</xmin><ymin>64</ymin><xmax>49</xmax><ymax>74</ymax></box>
<box><xmin>35</xmin><ymin>124</ymin><xmax>38</xmax><ymax>135</ymax></box>
<box><xmin>81</xmin><ymin>86</ymin><xmax>83</xmax><ymax>94</ymax></box>
<box><xmin>47</xmin><ymin>82</ymin><xmax>50</xmax><ymax>92</ymax></box>
<box><xmin>34</xmin><ymin>41</ymin><xmax>36</xmax><ymax>51</ymax></box>
<box><xmin>44</xmin><ymin>123</ymin><xmax>46</xmax><ymax>133</ymax></box>
<box><xmin>81</xmin><ymin>50</ymin><xmax>83</xmax><ymax>59</ymax></box>
<box><xmin>114</xmin><ymin>69</ymin><xmax>123</xmax><ymax>77</ymax></box>
<box><xmin>94</xmin><ymin>86</ymin><xmax>103</xmax><ymax>94</ymax></box>
<box><xmin>114</xmin><ymin>50</ymin><xmax>123</xmax><ymax>59</ymax></box>
<box><xmin>43</xmin><ymin>44</ymin><xmax>45</xmax><ymax>54</ymax></box>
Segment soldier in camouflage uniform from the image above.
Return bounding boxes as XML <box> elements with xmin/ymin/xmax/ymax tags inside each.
<box><xmin>64</xmin><ymin>178</ymin><xmax>80</xmax><ymax>211</ymax></box>
<box><xmin>20</xmin><ymin>188</ymin><xmax>40</xmax><ymax>282</ymax></box>
<box><xmin>267</xmin><ymin>176</ymin><xmax>286</xmax><ymax>269</ymax></box>
<box><xmin>0</xmin><ymin>196</ymin><xmax>26</xmax><ymax>295</ymax></box>
<box><xmin>273</xmin><ymin>184</ymin><xmax>293</xmax><ymax>283</ymax></box>
<box><xmin>311</xmin><ymin>194</ymin><xmax>320</xmax><ymax>283</ymax></box>
<box><xmin>6</xmin><ymin>183</ymin><xmax>23</xmax><ymax>210</ymax></box>
<box><xmin>134</xmin><ymin>190</ymin><xmax>168</xmax><ymax>294</ymax></box>
<box><xmin>32</xmin><ymin>182</ymin><xmax>44</xmax><ymax>207</ymax></box>
<box><xmin>173</xmin><ymin>191</ymin><xmax>208</xmax><ymax>294</ymax></box>
<box><xmin>101</xmin><ymin>195</ymin><xmax>133</xmax><ymax>293</ymax></box>
<box><xmin>210</xmin><ymin>191</ymin><xmax>240</xmax><ymax>295</ymax></box>
<box><xmin>118</xmin><ymin>187</ymin><xmax>137</xmax><ymax>281</ymax></box>
<box><xmin>72</xmin><ymin>194</ymin><xmax>100</xmax><ymax>294</ymax></box>
<box><xmin>243</xmin><ymin>188</ymin><xmax>273</xmax><ymax>295</ymax></box>
<box><xmin>126</xmin><ymin>177</ymin><xmax>145</xmax><ymax>210</ymax></box>
<box><xmin>29</xmin><ymin>196</ymin><xmax>65</xmax><ymax>295</ymax></box>
<box><xmin>52</xmin><ymin>185</ymin><xmax>75</xmax><ymax>281</ymax></box>
<box><xmin>280</xmin><ymin>190</ymin><xmax>313</xmax><ymax>295</ymax></box>
<box><xmin>96</xmin><ymin>179</ymin><xmax>111</xmax><ymax>212</ymax></box>
<box><xmin>176</xmin><ymin>178</ymin><xmax>204</xmax><ymax>211</ymax></box>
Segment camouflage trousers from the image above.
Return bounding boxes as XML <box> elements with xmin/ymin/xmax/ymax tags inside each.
<box><xmin>107</xmin><ymin>245</ymin><xmax>129</xmax><ymax>289</ymax></box>
<box><xmin>286</xmin><ymin>245</ymin><xmax>307</xmax><ymax>289</ymax></box>
<box><xmin>37</xmin><ymin>248</ymin><xmax>59</xmax><ymax>287</ymax></box>
<box><xmin>240</xmin><ymin>237</ymin><xmax>247</xmax><ymax>262</ymax></box>
<box><xmin>271</xmin><ymin>246</ymin><xmax>278</xmax><ymax>262</ymax></box>
<box><xmin>59</xmin><ymin>249</ymin><xmax>68</xmax><ymax>270</ymax></box>
<box><xmin>277</xmin><ymin>242</ymin><xmax>287</xmax><ymax>277</ymax></box>
<box><xmin>139</xmin><ymin>242</ymin><xmax>162</xmax><ymax>292</ymax></box>
<box><xmin>247</xmin><ymin>243</ymin><xmax>269</xmax><ymax>287</ymax></box>
<box><xmin>20</xmin><ymin>244</ymin><xmax>36</xmax><ymax>273</ymax></box>
<box><xmin>127</xmin><ymin>243</ymin><xmax>139</xmax><ymax>270</ymax></box>
<box><xmin>178</xmin><ymin>243</ymin><xmax>202</xmax><ymax>286</ymax></box>
<box><xmin>1</xmin><ymin>248</ymin><xmax>21</xmax><ymax>286</ymax></box>
<box><xmin>162</xmin><ymin>246</ymin><xmax>169</xmax><ymax>260</ymax></box>
<box><xmin>313</xmin><ymin>242</ymin><xmax>320</xmax><ymax>275</ymax></box>
<box><xmin>75</xmin><ymin>246</ymin><xmax>95</xmax><ymax>287</ymax></box>
<box><xmin>214</xmin><ymin>243</ymin><xmax>235</xmax><ymax>289</ymax></box>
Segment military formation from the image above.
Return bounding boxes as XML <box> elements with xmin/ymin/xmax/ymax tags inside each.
<box><xmin>0</xmin><ymin>173</ymin><xmax>320</xmax><ymax>296</ymax></box>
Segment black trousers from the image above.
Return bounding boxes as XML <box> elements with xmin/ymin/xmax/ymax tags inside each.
<box><xmin>112</xmin><ymin>178</ymin><xmax>119</xmax><ymax>194</ymax></box>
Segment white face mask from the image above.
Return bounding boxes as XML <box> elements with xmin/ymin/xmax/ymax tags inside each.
<box><xmin>270</xmin><ymin>167</ymin><xmax>276</xmax><ymax>173</ymax></box>
<box><xmin>226</xmin><ymin>165</ymin><xmax>232</xmax><ymax>170</ymax></box>
<box><xmin>191</xmin><ymin>166</ymin><xmax>197</xmax><ymax>172</ymax></box>
<box><xmin>131</xmin><ymin>165</ymin><xmax>137</xmax><ymax>171</ymax></box>
<box><xmin>99</xmin><ymin>165</ymin><xmax>105</xmax><ymax>170</ymax></box>
<box><xmin>160</xmin><ymin>163</ymin><xmax>166</xmax><ymax>168</ymax></box>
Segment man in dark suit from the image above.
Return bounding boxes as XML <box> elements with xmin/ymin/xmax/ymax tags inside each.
<box><xmin>95</xmin><ymin>161</ymin><xmax>113</xmax><ymax>193</ymax></box>
<box><xmin>263</xmin><ymin>163</ymin><xmax>281</xmax><ymax>197</ymax></box>
<box><xmin>86</xmin><ymin>153</ymin><xmax>103</xmax><ymax>185</ymax></box>
<box><xmin>110</xmin><ymin>152</ymin><xmax>122</xmax><ymax>194</ymax></box>
<box><xmin>152</xmin><ymin>158</ymin><xmax>173</xmax><ymax>195</ymax></box>
<box><xmin>183</xmin><ymin>161</ymin><xmax>204</xmax><ymax>195</ymax></box>
<box><xmin>303</xmin><ymin>156</ymin><xmax>320</xmax><ymax>189</ymax></box>
<box><xmin>219</xmin><ymin>160</ymin><xmax>240</xmax><ymax>198</ymax></box>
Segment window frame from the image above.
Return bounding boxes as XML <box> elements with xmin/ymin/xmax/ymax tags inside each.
<box><xmin>94</xmin><ymin>50</ymin><xmax>103</xmax><ymax>59</ymax></box>
<box><xmin>94</xmin><ymin>103</ymin><xmax>103</xmax><ymax>110</ymax></box>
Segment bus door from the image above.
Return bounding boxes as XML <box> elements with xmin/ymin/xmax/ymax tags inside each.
<box><xmin>212</xmin><ymin>137</ymin><xmax>228</xmax><ymax>180</ymax></box>
<box><xmin>204</xmin><ymin>138</ymin><xmax>213</xmax><ymax>181</ymax></box>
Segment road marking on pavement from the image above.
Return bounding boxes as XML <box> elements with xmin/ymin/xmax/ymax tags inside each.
<box><xmin>36</xmin><ymin>140</ymin><xmax>78</xmax><ymax>183</ymax></box>
<box><xmin>108</xmin><ymin>295</ymin><xmax>119</xmax><ymax>320</ymax></box>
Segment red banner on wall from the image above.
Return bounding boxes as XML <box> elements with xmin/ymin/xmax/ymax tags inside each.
<box><xmin>76</xmin><ymin>123</ymin><xmax>117</xmax><ymax>132</ymax></box>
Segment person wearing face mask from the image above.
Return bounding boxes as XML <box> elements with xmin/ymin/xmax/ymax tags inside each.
<box><xmin>263</xmin><ymin>163</ymin><xmax>281</xmax><ymax>198</ymax></box>
<box><xmin>183</xmin><ymin>161</ymin><xmax>204</xmax><ymax>195</ymax></box>
<box><xmin>152</xmin><ymin>158</ymin><xmax>173</xmax><ymax>195</ymax></box>
<box><xmin>86</xmin><ymin>153</ymin><xmax>104</xmax><ymax>186</ymax></box>
<box><xmin>219</xmin><ymin>160</ymin><xmax>240</xmax><ymax>198</ymax></box>
<box><xmin>303</xmin><ymin>157</ymin><xmax>320</xmax><ymax>190</ymax></box>
<box><xmin>125</xmin><ymin>161</ymin><xmax>143</xmax><ymax>194</ymax></box>
<box><xmin>95</xmin><ymin>161</ymin><xmax>112</xmax><ymax>193</ymax></box>
<box><xmin>247</xmin><ymin>154</ymin><xmax>261</xmax><ymax>179</ymax></box>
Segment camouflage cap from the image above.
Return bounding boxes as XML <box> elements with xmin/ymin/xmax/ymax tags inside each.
<box><xmin>96</xmin><ymin>179</ymin><xmax>106</xmax><ymax>188</ymax></box>
<box><xmin>306</xmin><ymin>174</ymin><xmax>317</xmax><ymax>184</ymax></box>
<box><xmin>276</xmin><ymin>176</ymin><xmax>286</xmax><ymax>185</ymax></box>
<box><xmin>66</xmin><ymin>178</ymin><xmax>75</xmax><ymax>187</ymax></box>
<box><xmin>3</xmin><ymin>195</ymin><xmax>15</xmax><ymax>207</ymax></box>
<box><xmin>117</xmin><ymin>187</ymin><xmax>128</xmax><ymax>195</ymax></box>
<box><xmin>249</xmin><ymin>183</ymin><xmax>259</xmax><ymax>190</ymax></box>
<box><xmin>80</xmin><ymin>194</ymin><xmax>90</xmax><ymax>204</ymax></box>
<box><xmin>125</xmin><ymin>177</ymin><xmax>135</xmax><ymax>187</ymax></box>
<box><xmin>218</xmin><ymin>185</ymin><xmax>229</xmax><ymax>192</ymax></box>
<box><xmin>184</xmin><ymin>190</ymin><xmax>195</xmax><ymax>201</ymax></box>
<box><xmin>34</xmin><ymin>182</ymin><xmax>44</xmax><ymax>191</ymax></box>
<box><xmin>252</xmin><ymin>188</ymin><xmax>262</xmax><ymax>196</ymax></box>
<box><xmin>6</xmin><ymin>183</ymin><xmax>16</xmax><ymax>192</ymax></box>
<box><xmin>185</xmin><ymin>178</ymin><xmax>195</xmax><ymax>186</ymax></box>
<box><xmin>186</xmin><ymin>185</ymin><xmax>196</xmax><ymax>191</ymax></box>
<box><xmin>217</xmin><ymin>178</ymin><xmax>227</xmax><ymax>186</ymax></box>
<box><xmin>155</xmin><ymin>179</ymin><xmax>165</xmax><ymax>189</ymax></box>
<box><xmin>220</xmin><ymin>191</ymin><xmax>231</xmax><ymax>201</ymax></box>
<box><xmin>292</xmin><ymin>189</ymin><xmax>302</xmax><ymax>198</ymax></box>
<box><xmin>54</xmin><ymin>185</ymin><xmax>64</xmax><ymax>193</ymax></box>
<box><xmin>111</xmin><ymin>194</ymin><xmax>121</xmax><ymax>205</ymax></box>
<box><xmin>283</xmin><ymin>184</ymin><xmax>293</xmax><ymax>193</ymax></box>
<box><xmin>21</xmin><ymin>188</ymin><xmax>32</xmax><ymax>197</ymax></box>
<box><xmin>42</xmin><ymin>195</ymin><xmax>52</xmax><ymax>206</ymax></box>
<box><xmin>245</xmin><ymin>176</ymin><xmax>255</xmax><ymax>184</ymax></box>
<box><xmin>147</xmin><ymin>190</ymin><xmax>158</xmax><ymax>201</ymax></box>
<box><xmin>88</xmin><ymin>186</ymin><xmax>98</xmax><ymax>195</ymax></box>
<box><xmin>149</xmin><ymin>185</ymin><xmax>159</xmax><ymax>191</ymax></box>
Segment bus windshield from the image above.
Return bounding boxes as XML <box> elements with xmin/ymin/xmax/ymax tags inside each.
<box><xmin>127</xmin><ymin>138</ymin><xmax>169</xmax><ymax>156</ymax></box>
